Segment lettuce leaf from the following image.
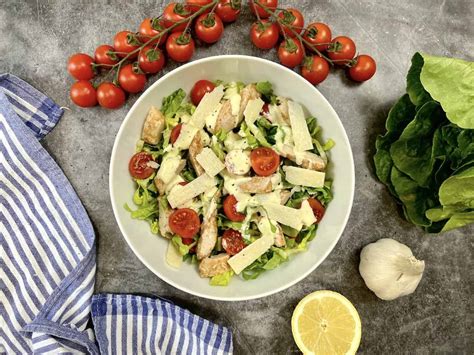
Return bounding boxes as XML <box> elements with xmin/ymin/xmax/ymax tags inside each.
<box><xmin>162</xmin><ymin>89</ymin><xmax>186</xmax><ymax>118</ymax></box>
<box><xmin>209</xmin><ymin>270</ymin><xmax>234</xmax><ymax>286</ymax></box>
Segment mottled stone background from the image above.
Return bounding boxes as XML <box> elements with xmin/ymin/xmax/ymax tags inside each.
<box><xmin>1</xmin><ymin>0</ymin><xmax>473</xmax><ymax>353</ymax></box>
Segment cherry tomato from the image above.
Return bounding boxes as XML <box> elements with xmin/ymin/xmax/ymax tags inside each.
<box><xmin>96</xmin><ymin>82</ymin><xmax>126</xmax><ymax>109</ymax></box>
<box><xmin>262</xmin><ymin>103</ymin><xmax>269</xmax><ymax>114</ymax></box>
<box><xmin>94</xmin><ymin>45</ymin><xmax>119</xmax><ymax>66</ymax></box>
<box><xmin>118</xmin><ymin>63</ymin><xmax>147</xmax><ymax>94</ymax></box>
<box><xmin>70</xmin><ymin>81</ymin><xmax>97</xmax><ymax>108</ymax></box>
<box><xmin>179</xmin><ymin>181</ymin><xmax>188</xmax><ymax>186</ymax></box>
<box><xmin>181</xmin><ymin>237</ymin><xmax>195</xmax><ymax>244</ymax></box>
<box><xmin>169</xmin><ymin>208</ymin><xmax>201</xmax><ymax>238</ymax></box>
<box><xmin>128</xmin><ymin>152</ymin><xmax>156</xmax><ymax>179</ymax></box>
<box><xmin>327</xmin><ymin>36</ymin><xmax>356</xmax><ymax>65</ymax></box>
<box><xmin>67</xmin><ymin>53</ymin><xmax>95</xmax><ymax>80</ymax></box>
<box><xmin>348</xmin><ymin>54</ymin><xmax>377</xmax><ymax>82</ymax></box>
<box><xmin>195</xmin><ymin>13</ymin><xmax>224</xmax><ymax>44</ymax></box>
<box><xmin>162</xmin><ymin>3</ymin><xmax>191</xmax><ymax>32</ymax></box>
<box><xmin>170</xmin><ymin>123</ymin><xmax>183</xmax><ymax>144</ymax></box>
<box><xmin>191</xmin><ymin>80</ymin><xmax>216</xmax><ymax>106</ymax></box>
<box><xmin>113</xmin><ymin>31</ymin><xmax>141</xmax><ymax>58</ymax></box>
<box><xmin>186</xmin><ymin>0</ymin><xmax>213</xmax><ymax>13</ymax></box>
<box><xmin>223</xmin><ymin>195</ymin><xmax>245</xmax><ymax>222</ymax></box>
<box><xmin>138</xmin><ymin>17</ymin><xmax>168</xmax><ymax>46</ymax></box>
<box><xmin>222</xmin><ymin>229</ymin><xmax>246</xmax><ymax>255</ymax></box>
<box><xmin>166</xmin><ymin>32</ymin><xmax>195</xmax><ymax>62</ymax></box>
<box><xmin>216</xmin><ymin>0</ymin><xmax>242</xmax><ymax>23</ymax></box>
<box><xmin>277</xmin><ymin>8</ymin><xmax>304</xmax><ymax>37</ymax></box>
<box><xmin>307</xmin><ymin>198</ymin><xmax>325</xmax><ymax>223</ymax></box>
<box><xmin>301</xmin><ymin>56</ymin><xmax>330</xmax><ymax>85</ymax></box>
<box><xmin>249</xmin><ymin>0</ymin><xmax>277</xmax><ymax>19</ymax></box>
<box><xmin>250</xmin><ymin>20</ymin><xmax>279</xmax><ymax>50</ymax></box>
<box><xmin>138</xmin><ymin>46</ymin><xmax>166</xmax><ymax>74</ymax></box>
<box><xmin>278</xmin><ymin>38</ymin><xmax>304</xmax><ymax>68</ymax></box>
<box><xmin>250</xmin><ymin>147</ymin><xmax>280</xmax><ymax>176</ymax></box>
<box><xmin>303</xmin><ymin>22</ymin><xmax>332</xmax><ymax>52</ymax></box>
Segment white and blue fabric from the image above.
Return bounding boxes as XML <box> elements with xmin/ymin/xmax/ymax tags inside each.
<box><xmin>0</xmin><ymin>74</ymin><xmax>233</xmax><ymax>354</ymax></box>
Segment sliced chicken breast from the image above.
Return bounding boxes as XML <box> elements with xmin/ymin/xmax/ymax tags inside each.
<box><xmin>198</xmin><ymin>254</ymin><xmax>231</xmax><ymax>278</ymax></box>
<box><xmin>142</xmin><ymin>107</ymin><xmax>165</xmax><ymax>145</ymax></box>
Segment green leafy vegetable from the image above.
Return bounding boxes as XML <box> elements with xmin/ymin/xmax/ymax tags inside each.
<box><xmin>209</xmin><ymin>270</ymin><xmax>234</xmax><ymax>286</ymax></box>
<box><xmin>255</xmin><ymin>81</ymin><xmax>273</xmax><ymax>96</ymax></box>
<box><xmin>161</xmin><ymin>89</ymin><xmax>186</xmax><ymax>118</ymax></box>
<box><xmin>171</xmin><ymin>236</ymin><xmax>194</xmax><ymax>256</ymax></box>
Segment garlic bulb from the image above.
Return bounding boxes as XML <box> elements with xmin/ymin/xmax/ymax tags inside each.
<box><xmin>359</xmin><ymin>238</ymin><xmax>425</xmax><ymax>301</ymax></box>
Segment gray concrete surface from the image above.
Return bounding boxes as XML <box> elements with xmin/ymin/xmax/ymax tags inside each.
<box><xmin>1</xmin><ymin>0</ymin><xmax>473</xmax><ymax>353</ymax></box>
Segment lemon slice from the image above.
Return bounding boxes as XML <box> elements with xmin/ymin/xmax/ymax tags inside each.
<box><xmin>291</xmin><ymin>290</ymin><xmax>362</xmax><ymax>355</ymax></box>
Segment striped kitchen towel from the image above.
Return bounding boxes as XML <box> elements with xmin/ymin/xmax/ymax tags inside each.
<box><xmin>1</xmin><ymin>74</ymin><xmax>233</xmax><ymax>354</ymax></box>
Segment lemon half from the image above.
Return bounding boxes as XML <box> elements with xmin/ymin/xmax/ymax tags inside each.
<box><xmin>291</xmin><ymin>290</ymin><xmax>362</xmax><ymax>355</ymax></box>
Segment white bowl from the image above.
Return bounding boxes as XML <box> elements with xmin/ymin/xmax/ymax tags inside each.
<box><xmin>110</xmin><ymin>55</ymin><xmax>354</xmax><ymax>301</ymax></box>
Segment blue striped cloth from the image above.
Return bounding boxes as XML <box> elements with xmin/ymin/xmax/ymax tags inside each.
<box><xmin>0</xmin><ymin>74</ymin><xmax>233</xmax><ymax>354</ymax></box>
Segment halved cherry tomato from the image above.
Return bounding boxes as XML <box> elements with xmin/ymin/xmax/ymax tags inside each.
<box><xmin>113</xmin><ymin>31</ymin><xmax>141</xmax><ymax>58</ymax></box>
<box><xmin>128</xmin><ymin>152</ymin><xmax>156</xmax><ymax>179</ymax></box>
<box><xmin>166</xmin><ymin>32</ymin><xmax>195</xmax><ymax>62</ymax></box>
<box><xmin>327</xmin><ymin>36</ymin><xmax>356</xmax><ymax>65</ymax></box>
<box><xmin>249</xmin><ymin>0</ymin><xmax>277</xmax><ymax>19</ymax></box>
<box><xmin>222</xmin><ymin>229</ymin><xmax>246</xmax><ymax>255</ymax></box>
<box><xmin>250</xmin><ymin>20</ymin><xmax>279</xmax><ymax>50</ymax></box>
<box><xmin>307</xmin><ymin>198</ymin><xmax>325</xmax><ymax>223</ymax></box>
<box><xmin>181</xmin><ymin>236</ymin><xmax>196</xmax><ymax>253</ymax></box>
<box><xmin>162</xmin><ymin>3</ymin><xmax>191</xmax><ymax>32</ymax></box>
<box><xmin>138</xmin><ymin>17</ymin><xmax>168</xmax><ymax>46</ymax></box>
<box><xmin>118</xmin><ymin>63</ymin><xmax>147</xmax><ymax>94</ymax></box>
<box><xmin>96</xmin><ymin>82</ymin><xmax>126</xmax><ymax>109</ymax></box>
<box><xmin>94</xmin><ymin>45</ymin><xmax>119</xmax><ymax>66</ymax></box>
<box><xmin>262</xmin><ymin>103</ymin><xmax>269</xmax><ymax>114</ymax></box>
<box><xmin>70</xmin><ymin>81</ymin><xmax>97</xmax><ymax>107</ymax></box>
<box><xmin>303</xmin><ymin>22</ymin><xmax>332</xmax><ymax>52</ymax></box>
<box><xmin>301</xmin><ymin>56</ymin><xmax>330</xmax><ymax>85</ymax></box>
<box><xmin>348</xmin><ymin>54</ymin><xmax>376</xmax><ymax>82</ymax></box>
<box><xmin>170</xmin><ymin>123</ymin><xmax>183</xmax><ymax>144</ymax></box>
<box><xmin>191</xmin><ymin>80</ymin><xmax>216</xmax><ymax>106</ymax></box>
<box><xmin>278</xmin><ymin>38</ymin><xmax>304</xmax><ymax>68</ymax></box>
<box><xmin>195</xmin><ymin>13</ymin><xmax>224</xmax><ymax>44</ymax></box>
<box><xmin>250</xmin><ymin>147</ymin><xmax>280</xmax><ymax>176</ymax></box>
<box><xmin>223</xmin><ymin>195</ymin><xmax>245</xmax><ymax>222</ymax></box>
<box><xmin>277</xmin><ymin>8</ymin><xmax>304</xmax><ymax>37</ymax></box>
<box><xmin>169</xmin><ymin>208</ymin><xmax>201</xmax><ymax>238</ymax></box>
<box><xmin>186</xmin><ymin>0</ymin><xmax>213</xmax><ymax>13</ymax></box>
<box><xmin>67</xmin><ymin>53</ymin><xmax>95</xmax><ymax>80</ymax></box>
<box><xmin>216</xmin><ymin>0</ymin><xmax>242</xmax><ymax>23</ymax></box>
<box><xmin>138</xmin><ymin>46</ymin><xmax>166</xmax><ymax>74</ymax></box>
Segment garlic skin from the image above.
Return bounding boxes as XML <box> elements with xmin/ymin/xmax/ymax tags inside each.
<box><xmin>359</xmin><ymin>238</ymin><xmax>425</xmax><ymax>301</ymax></box>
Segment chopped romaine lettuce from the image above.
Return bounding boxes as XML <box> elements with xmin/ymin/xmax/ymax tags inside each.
<box><xmin>209</xmin><ymin>270</ymin><xmax>234</xmax><ymax>286</ymax></box>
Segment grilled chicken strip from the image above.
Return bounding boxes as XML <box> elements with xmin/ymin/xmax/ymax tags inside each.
<box><xmin>238</xmin><ymin>176</ymin><xmax>272</xmax><ymax>193</ymax></box>
<box><xmin>158</xmin><ymin>197</ymin><xmax>172</xmax><ymax>238</ymax></box>
<box><xmin>198</xmin><ymin>254</ymin><xmax>231</xmax><ymax>278</ymax></box>
<box><xmin>277</xmin><ymin>144</ymin><xmax>326</xmax><ymax>171</ymax></box>
<box><xmin>188</xmin><ymin>132</ymin><xmax>205</xmax><ymax>176</ymax></box>
<box><xmin>196</xmin><ymin>192</ymin><xmax>220</xmax><ymax>260</ymax></box>
<box><xmin>214</xmin><ymin>100</ymin><xmax>236</xmax><ymax>133</ymax></box>
<box><xmin>142</xmin><ymin>107</ymin><xmax>165</xmax><ymax>145</ymax></box>
<box><xmin>237</xmin><ymin>84</ymin><xmax>260</xmax><ymax>124</ymax></box>
<box><xmin>273</xmin><ymin>224</ymin><xmax>286</xmax><ymax>247</ymax></box>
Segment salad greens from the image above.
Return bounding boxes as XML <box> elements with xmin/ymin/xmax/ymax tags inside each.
<box><xmin>374</xmin><ymin>53</ymin><xmax>474</xmax><ymax>232</ymax></box>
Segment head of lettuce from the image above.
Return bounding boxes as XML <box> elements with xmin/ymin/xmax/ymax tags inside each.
<box><xmin>374</xmin><ymin>52</ymin><xmax>474</xmax><ymax>233</ymax></box>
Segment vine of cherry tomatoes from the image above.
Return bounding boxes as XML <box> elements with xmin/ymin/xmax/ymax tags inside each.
<box><xmin>248</xmin><ymin>0</ymin><xmax>376</xmax><ymax>85</ymax></box>
<box><xmin>67</xmin><ymin>0</ymin><xmax>242</xmax><ymax>109</ymax></box>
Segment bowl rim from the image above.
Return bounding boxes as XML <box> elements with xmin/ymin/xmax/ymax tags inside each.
<box><xmin>109</xmin><ymin>54</ymin><xmax>355</xmax><ymax>301</ymax></box>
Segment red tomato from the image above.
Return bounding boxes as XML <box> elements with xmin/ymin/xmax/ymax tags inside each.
<box><xmin>250</xmin><ymin>20</ymin><xmax>279</xmax><ymax>50</ymax></box>
<box><xmin>179</xmin><ymin>181</ymin><xmax>188</xmax><ymax>186</ymax></box>
<box><xmin>128</xmin><ymin>152</ymin><xmax>156</xmax><ymax>179</ymax></box>
<box><xmin>195</xmin><ymin>13</ymin><xmax>224</xmax><ymax>44</ymax></box>
<box><xmin>277</xmin><ymin>8</ymin><xmax>304</xmax><ymax>37</ymax></box>
<box><xmin>249</xmin><ymin>0</ymin><xmax>277</xmax><ymax>19</ymax></box>
<box><xmin>118</xmin><ymin>63</ymin><xmax>147</xmax><ymax>94</ymax></box>
<box><xmin>96</xmin><ymin>82</ymin><xmax>126</xmax><ymax>109</ymax></box>
<box><xmin>250</xmin><ymin>147</ymin><xmax>280</xmax><ymax>176</ymax></box>
<box><xmin>307</xmin><ymin>198</ymin><xmax>325</xmax><ymax>223</ymax></box>
<box><xmin>181</xmin><ymin>237</ymin><xmax>195</xmax><ymax>245</ymax></box>
<box><xmin>94</xmin><ymin>45</ymin><xmax>119</xmax><ymax>66</ymax></box>
<box><xmin>67</xmin><ymin>53</ymin><xmax>95</xmax><ymax>80</ymax></box>
<box><xmin>191</xmin><ymin>80</ymin><xmax>216</xmax><ymax>106</ymax></box>
<box><xmin>138</xmin><ymin>46</ymin><xmax>166</xmax><ymax>74</ymax></box>
<box><xmin>166</xmin><ymin>32</ymin><xmax>195</xmax><ymax>62</ymax></box>
<box><xmin>113</xmin><ymin>31</ymin><xmax>141</xmax><ymax>58</ymax></box>
<box><xmin>348</xmin><ymin>54</ymin><xmax>377</xmax><ymax>82</ymax></box>
<box><xmin>223</xmin><ymin>195</ymin><xmax>246</xmax><ymax>222</ymax></box>
<box><xmin>70</xmin><ymin>81</ymin><xmax>97</xmax><ymax>108</ymax></box>
<box><xmin>170</xmin><ymin>123</ymin><xmax>183</xmax><ymax>144</ymax></box>
<box><xmin>222</xmin><ymin>229</ymin><xmax>246</xmax><ymax>255</ymax></box>
<box><xmin>216</xmin><ymin>0</ymin><xmax>242</xmax><ymax>23</ymax></box>
<box><xmin>138</xmin><ymin>17</ymin><xmax>168</xmax><ymax>46</ymax></box>
<box><xmin>303</xmin><ymin>22</ymin><xmax>332</xmax><ymax>52</ymax></box>
<box><xmin>301</xmin><ymin>56</ymin><xmax>330</xmax><ymax>85</ymax></box>
<box><xmin>327</xmin><ymin>36</ymin><xmax>356</xmax><ymax>65</ymax></box>
<box><xmin>262</xmin><ymin>103</ymin><xmax>269</xmax><ymax>114</ymax></box>
<box><xmin>278</xmin><ymin>38</ymin><xmax>304</xmax><ymax>68</ymax></box>
<box><xmin>186</xmin><ymin>0</ymin><xmax>213</xmax><ymax>13</ymax></box>
<box><xmin>162</xmin><ymin>3</ymin><xmax>191</xmax><ymax>32</ymax></box>
<box><xmin>169</xmin><ymin>208</ymin><xmax>201</xmax><ymax>238</ymax></box>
